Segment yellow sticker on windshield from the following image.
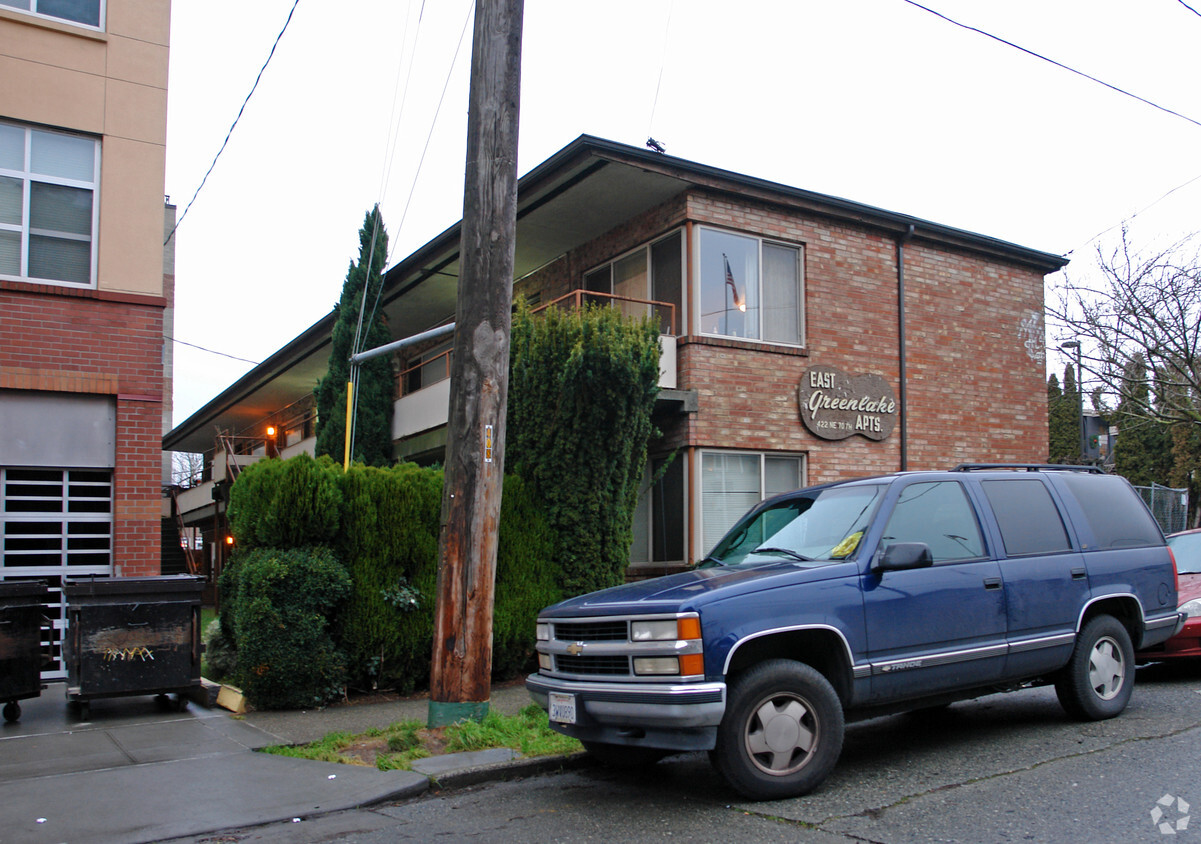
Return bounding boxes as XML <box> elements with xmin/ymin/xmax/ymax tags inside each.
<box><xmin>830</xmin><ymin>531</ymin><xmax>863</xmax><ymax>559</ymax></box>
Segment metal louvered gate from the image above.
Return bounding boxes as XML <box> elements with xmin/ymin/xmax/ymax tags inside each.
<box><xmin>1</xmin><ymin>467</ymin><xmax>114</xmax><ymax>678</ymax></box>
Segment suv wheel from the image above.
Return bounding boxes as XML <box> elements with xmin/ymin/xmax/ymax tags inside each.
<box><xmin>712</xmin><ymin>659</ymin><xmax>844</xmax><ymax>800</ymax></box>
<box><xmin>1054</xmin><ymin>614</ymin><xmax>1135</xmax><ymax>721</ymax></box>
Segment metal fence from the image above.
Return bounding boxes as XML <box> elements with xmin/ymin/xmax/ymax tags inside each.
<box><xmin>1135</xmin><ymin>483</ymin><xmax>1190</xmax><ymax>535</ymax></box>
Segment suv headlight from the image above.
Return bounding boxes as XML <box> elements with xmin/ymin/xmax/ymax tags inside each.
<box><xmin>1180</xmin><ymin>599</ymin><xmax>1201</xmax><ymax>619</ymax></box>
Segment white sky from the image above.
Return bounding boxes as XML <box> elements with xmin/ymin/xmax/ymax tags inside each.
<box><xmin>164</xmin><ymin>0</ymin><xmax>1201</xmax><ymax>426</ymax></box>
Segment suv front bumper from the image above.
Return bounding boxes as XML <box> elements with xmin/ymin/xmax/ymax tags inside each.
<box><xmin>526</xmin><ymin>673</ymin><xmax>726</xmax><ymax>752</ymax></box>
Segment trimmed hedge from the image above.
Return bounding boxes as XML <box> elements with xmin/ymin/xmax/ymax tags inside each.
<box><xmin>227</xmin><ymin>453</ymin><xmax>342</xmax><ymax>550</ymax></box>
<box><xmin>224</xmin><ymin>546</ymin><xmax>351</xmax><ymax>710</ymax></box>
<box><xmin>221</xmin><ymin>455</ymin><xmax>560</xmax><ymax>699</ymax></box>
<box><xmin>335</xmin><ymin>464</ymin><xmax>559</xmax><ymax>692</ymax></box>
<box><xmin>335</xmin><ymin>462</ymin><xmax>442</xmax><ymax>692</ymax></box>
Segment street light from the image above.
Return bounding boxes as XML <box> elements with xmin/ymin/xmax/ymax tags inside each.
<box><xmin>1060</xmin><ymin>341</ymin><xmax>1086</xmax><ymax>460</ymax></box>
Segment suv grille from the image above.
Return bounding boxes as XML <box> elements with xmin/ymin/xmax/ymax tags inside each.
<box><xmin>552</xmin><ymin>621</ymin><xmax>627</xmax><ymax>641</ymax></box>
<box><xmin>555</xmin><ymin>655</ymin><xmax>630</xmax><ymax>675</ymax></box>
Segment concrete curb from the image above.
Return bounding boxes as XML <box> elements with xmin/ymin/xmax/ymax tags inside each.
<box><xmin>417</xmin><ymin>750</ymin><xmax>592</xmax><ymax>792</ymax></box>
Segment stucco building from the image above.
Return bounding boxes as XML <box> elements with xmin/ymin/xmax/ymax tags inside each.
<box><xmin>0</xmin><ymin>0</ymin><xmax>173</xmax><ymax>674</ymax></box>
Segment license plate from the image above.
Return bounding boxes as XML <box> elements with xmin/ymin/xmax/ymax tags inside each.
<box><xmin>549</xmin><ymin>692</ymin><xmax>576</xmax><ymax>724</ymax></box>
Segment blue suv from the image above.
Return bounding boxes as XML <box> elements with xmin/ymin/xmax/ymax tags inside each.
<box><xmin>528</xmin><ymin>465</ymin><xmax>1184</xmax><ymax>800</ymax></box>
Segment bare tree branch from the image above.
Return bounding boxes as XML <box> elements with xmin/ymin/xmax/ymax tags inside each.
<box><xmin>1048</xmin><ymin>227</ymin><xmax>1201</xmax><ymax>427</ymax></box>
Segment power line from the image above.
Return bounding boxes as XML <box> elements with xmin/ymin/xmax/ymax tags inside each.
<box><xmin>165</xmin><ymin>0</ymin><xmax>302</xmax><ymax>246</ymax></box>
<box><xmin>1070</xmin><ymin>169</ymin><xmax>1201</xmax><ymax>257</ymax></box>
<box><xmin>900</xmin><ymin>0</ymin><xmax>1201</xmax><ymax>130</ymax></box>
<box><xmin>1177</xmin><ymin>0</ymin><xmax>1201</xmax><ymax>18</ymax></box>
<box><xmin>167</xmin><ymin>336</ymin><xmax>260</xmax><ymax>366</ymax></box>
<box><xmin>387</xmin><ymin>0</ymin><xmax>476</xmax><ymax>267</ymax></box>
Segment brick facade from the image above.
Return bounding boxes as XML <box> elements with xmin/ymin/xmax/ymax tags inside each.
<box><xmin>504</xmin><ymin>180</ymin><xmax>1051</xmax><ymax>564</ymax></box>
<box><xmin>1</xmin><ymin>282</ymin><xmax>167</xmax><ymax>577</ymax></box>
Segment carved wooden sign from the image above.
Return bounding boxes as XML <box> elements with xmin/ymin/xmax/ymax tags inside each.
<box><xmin>798</xmin><ymin>365</ymin><xmax>897</xmax><ymax>441</ymax></box>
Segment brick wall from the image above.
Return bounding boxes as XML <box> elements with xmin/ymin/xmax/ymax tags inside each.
<box><xmin>519</xmin><ymin>187</ymin><xmax>1049</xmax><ymax>487</ymax></box>
<box><xmin>1</xmin><ymin>282</ymin><xmax>166</xmax><ymax>576</ymax></box>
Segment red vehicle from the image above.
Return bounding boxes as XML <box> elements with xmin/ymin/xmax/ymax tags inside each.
<box><xmin>1138</xmin><ymin>529</ymin><xmax>1201</xmax><ymax>660</ymax></box>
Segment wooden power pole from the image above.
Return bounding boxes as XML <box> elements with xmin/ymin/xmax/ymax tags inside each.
<box><xmin>428</xmin><ymin>0</ymin><xmax>524</xmax><ymax>727</ymax></box>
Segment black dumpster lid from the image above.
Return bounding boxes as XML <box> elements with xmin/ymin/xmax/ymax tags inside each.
<box><xmin>0</xmin><ymin>580</ymin><xmax>49</xmax><ymax>599</ymax></box>
<box><xmin>63</xmin><ymin>575</ymin><xmax>204</xmax><ymax>598</ymax></box>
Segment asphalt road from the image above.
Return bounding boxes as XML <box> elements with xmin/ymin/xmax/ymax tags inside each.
<box><xmin>182</xmin><ymin>661</ymin><xmax>1201</xmax><ymax>844</ymax></box>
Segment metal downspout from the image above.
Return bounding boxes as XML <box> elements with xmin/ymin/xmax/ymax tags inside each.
<box><xmin>897</xmin><ymin>224</ymin><xmax>914</xmax><ymax>471</ymax></box>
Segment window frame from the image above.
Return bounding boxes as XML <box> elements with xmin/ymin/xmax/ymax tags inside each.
<box><xmin>694</xmin><ymin>225</ymin><xmax>805</xmax><ymax>347</ymax></box>
<box><xmin>699</xmin><ymin>449</ymin><xmax>806</xmax><ymax>558</ymax></box>
<box><xmin>0</xmin><ymin>0</ymin><xmax>105</xmax><ymax>30</ymax></box>
<box><xmin>0</xmin><ymin>120</ymin><xmax>101</xmax><ymax>289</ymax></box>
<box><xmin>582</xmin><ymin>228</ymin><xmax>684</xmax><ymax>334</ymax></box>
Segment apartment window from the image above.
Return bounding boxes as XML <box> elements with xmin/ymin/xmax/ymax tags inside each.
<box><xmin>0</xmin><ymin>0</ymin><xmax>103</xmax><ymax>28</ymax></box>
<box><xmin>0</xmin><ymin>121</ymin><xmax>100</xmax><ymax>287</ymax></box>
<box><xmin>583</xmin><ymin>230</ymin><xmax>682</xmax><ymax>334</ymax></box>
<box><xmin>701</xmin><ymin>451</ymin><xmax>804</xmax><ymax>553</ymax></box>
<box><xmin>402</xmin><ymin>341</ymin><xmax>453</xmax><ymax>395</ymax></box>
<box><xmin>698</xmin><ymin>228</ymin><xmax>802</xmax><ymax>344</ymax></box>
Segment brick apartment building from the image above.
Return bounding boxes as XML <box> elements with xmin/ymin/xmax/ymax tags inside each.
<box><xmin>1</xmin><ymin>1</ymin><xmax>173</xmax><ymax>673</ymax></box>
<box><xmin>165</xmin><ymin>135</ymin><xmax>1066</xmax><ymax>580</ymax></box>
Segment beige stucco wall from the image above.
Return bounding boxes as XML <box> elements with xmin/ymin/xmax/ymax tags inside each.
<box><xmin>0</xmin><ymin>0</ymin><xmax>170</xmax><ymax>297</ymax></box>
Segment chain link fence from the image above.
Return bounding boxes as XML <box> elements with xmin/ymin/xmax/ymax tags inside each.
<box><xmin>1134</xmin><ymin>483</ymin><xmax>1189</xmax><ymax>535</ymax></box>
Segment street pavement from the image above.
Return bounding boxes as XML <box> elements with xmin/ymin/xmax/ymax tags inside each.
<box><xmin>0</xmin><ymin>679</ymin><xmax>554</xmax><ymax>844</ymax></box>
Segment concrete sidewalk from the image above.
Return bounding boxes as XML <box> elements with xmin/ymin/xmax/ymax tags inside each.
<box><xmin>0</xmin><ymin>680</ymin><xmax>564</xmax><ymax>844</ymax></box>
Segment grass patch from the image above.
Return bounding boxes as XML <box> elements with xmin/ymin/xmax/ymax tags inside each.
<box><xmin>261</xmin><ymin>704</ymin><xmax>581</xmax><ymax>771</ymax></box>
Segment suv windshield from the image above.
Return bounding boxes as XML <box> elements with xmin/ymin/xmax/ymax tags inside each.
<box><xmin>707</xmin><ymin>483</ymin><xmax>885</xmax><ymax>566</ymax></box>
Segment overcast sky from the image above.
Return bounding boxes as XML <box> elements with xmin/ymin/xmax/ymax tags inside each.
<box><xmin>164</xmin><ymin>0</ymin><xmax>1201</xmax><ymax>427</ymax></box>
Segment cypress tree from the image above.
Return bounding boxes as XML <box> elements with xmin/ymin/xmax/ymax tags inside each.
<box><xmin>315</xmin><ymin>207</ymin><xmax>394</xmax><ymax>466</ymax></box>
<box><xmin>1113</xmin><ymin>354</ymin><xmax>1171</xmax><ymax>486</ymax></box>
<box><xmin>1047</xmin><ymin>372</ymin><xmax>1078</xmax><ymax>463</ymax></box>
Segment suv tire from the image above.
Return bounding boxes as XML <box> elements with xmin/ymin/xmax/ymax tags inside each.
<box><xmin>713</xmin><ymin>659</ymin><xmax>844</xmax><ymax>800</ymax></box>
<box><xmin>1054</xmin><ymin>614</ymin><xmax>1134</xmax><ymax>721</ymax></box>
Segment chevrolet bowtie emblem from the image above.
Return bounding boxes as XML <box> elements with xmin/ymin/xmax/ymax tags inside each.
<box><xmin>566</xmin><ymin>642</ymin><xmax>585</xmax><ymax>656</ymax></box>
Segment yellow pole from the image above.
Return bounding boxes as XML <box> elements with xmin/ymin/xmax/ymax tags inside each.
<box><xmin>343</xmin><ymin>380</ymin><xmax>354</xmax><ymax>470</ymax></box>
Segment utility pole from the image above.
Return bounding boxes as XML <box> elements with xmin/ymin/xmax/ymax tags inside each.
<box><xmin>428</xmin><ymin>0</ymin><xmax>523</xmax><ymax>727</ymax></box>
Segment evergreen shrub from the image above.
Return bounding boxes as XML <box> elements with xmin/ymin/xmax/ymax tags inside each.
<box><xmin>335</xmin><ymin>465</ymin><xmax>560</xmax><ymax>691</ymax></box>
<box><xmin>507</xmin><ymin>300</ymin><xmax>661</xmax><ymax>595</ymax></box>
<box><xmin>227</xmin><ymin>545</ymin><xmax>351</xmax><ymax>709</ymax></box>
<box><xmin>227</xmin><ymin>453</ymin><xmax>342</xmax><ymax>550</ymax></box>
<box><xmin>336</xmin><ymin>462</ymin><xmax>442</xmax><ymax>692</ymax></box>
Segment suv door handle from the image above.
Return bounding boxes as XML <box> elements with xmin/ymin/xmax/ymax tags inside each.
<box><xmin>1071</xmin><ymin>567</ymin><xmax>1087</xmax><ymax>580</ymax></box>
<box><xmin>983</xmin><ymin>576</ymin><xmax>1002</xmax><ymax>590</ymax></box>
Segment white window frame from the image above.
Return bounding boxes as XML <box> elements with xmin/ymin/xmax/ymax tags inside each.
<box><xmin>0</xmin><ymin>121</ymin><xmax>101</xmax><ymax>288</ymax></box>
<box><xmin>0</xmin><ymin>0</ymin><xmax>105</xmax><ymax>30</ymax></box>
<box><xmin>694</xmin><ymin>225</ymin><xmax>804</xmax><ymax>346</ymax></box>
<box><xmin>698</xmin><ymin>450</ymin><xmax>806</xmax><ymax>558</ymax></box>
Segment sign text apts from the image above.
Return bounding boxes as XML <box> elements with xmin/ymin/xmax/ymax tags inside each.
<box><xmin>798</xmin><ymin>365</ymin><xmax>897</xmax><ymax>441</ymax></box>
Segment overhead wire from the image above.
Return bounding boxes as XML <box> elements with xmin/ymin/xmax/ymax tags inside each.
<box><xmin>164</xmin><ymin>0</ymin><xmax>302</xmax><ymax>246</ymax></box>
<box><xmin>167</xmin><ymin>336</ymin><xmax>260</xmax><ymax>366</ymax></box>
<box><xmin>900</xmin><ymin>0</ymin><xmax>1201</xmax><ymax>260</ymax></box>
<box><xmin>899</xmin><ymin>0</ymin><xmax>1201</xmax><ymax>130</ymax></box>
<box><xmin>349</xmin><ymin>0</ymin><xmax>473</xmax><ymax>460</ymax></box>
<box><xmin>386</xmin><ymin>0</ymin><xmax>476</xmax><ymax>268</ymax></box>
<box><xmin>646</xmin><ymin>0</ymin><xmax>675</xmax><ymax>141</ymax></box>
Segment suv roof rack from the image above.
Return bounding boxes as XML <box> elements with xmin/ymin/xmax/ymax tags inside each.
<box><xmin>951</xmin><ymin>463</ymin><xmax>1106</xmax><ymax>474</ymax></box>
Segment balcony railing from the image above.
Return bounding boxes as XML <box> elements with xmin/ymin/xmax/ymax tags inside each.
<box><xmin>533</xmin><ymin>290</ymin><xmax>678</xmax><ymax>336</ymax></box>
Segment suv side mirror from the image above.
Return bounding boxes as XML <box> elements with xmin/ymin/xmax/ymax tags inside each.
<box><xmin>874</xmin><ymin>542</ymin><xmax>934</xmax><ymax>572</ymax></box>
